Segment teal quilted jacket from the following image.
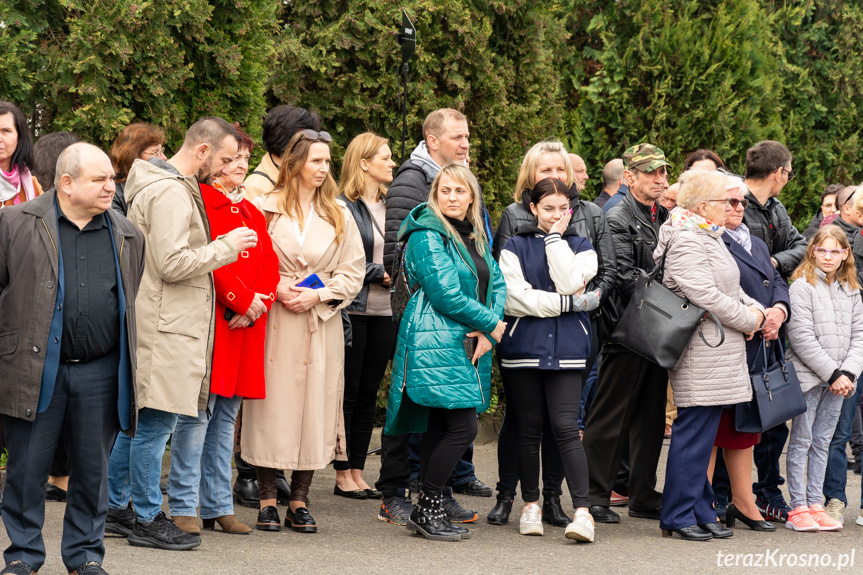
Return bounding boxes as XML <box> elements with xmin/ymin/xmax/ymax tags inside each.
<box><xmin>384</xmin><ymin>204</ymin><xmax>506</xmax><ymax>436</ymax></box>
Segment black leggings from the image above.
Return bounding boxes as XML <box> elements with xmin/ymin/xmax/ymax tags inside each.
<box><xmin>503</xmin><ymin>368</ymin><xmax>590</xmax><ymax>509</ymax></box>
<box><xmin>496</xmin><ymin>405</ymin><xmax>565</xmax><ymax>495</ymax></box>
<box><xmin>335</xmin><ymin>315</ymin><xmax>396</xmax><ymax>471</ymax></box>
<box><xmin>419</xmin><ymin>408</ymin><xmax>478</xmax><ymax>496</ymax></box>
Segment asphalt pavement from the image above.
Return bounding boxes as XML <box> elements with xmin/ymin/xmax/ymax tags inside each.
<box><xmin>2</xmin><ymin>436</ymin><xmax>861</xmax><ymax>574</ymax></box>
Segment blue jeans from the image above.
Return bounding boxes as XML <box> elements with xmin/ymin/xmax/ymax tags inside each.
<box><xmin>823</xmin><ymin>383</ymin><xmax>863</xmax><ymax>505</ymax></box>
<box><xmin>579</xmin><ymin>359</ymin><xmax>599</xmax><ymax>430</ymax></box>
<box><xmin>167</xmin><ymin>395</ymin><xmax>242</xmax><ymax>518</ymax></box>
<box><xmin>108</xmin><ymin>407</ymin><xmax>178</xmax><ymax>522</ymax></box>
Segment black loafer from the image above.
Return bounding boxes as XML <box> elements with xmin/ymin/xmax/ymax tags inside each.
<box><xmin>662</xmin><ymin>524</ymin><xmax>712</xmax><ymax>541</ymax></box>
<box><xmin>45</xmin><ymin>482</ymin><xmax>67</xmax><ymax>502</ymax></box>
<box><xmin>334</xmin><ymin>485</ymin><xmax>368</xmax><ymax>499</ymax></box>
<box><xmin>452</xmin><ymin>479</ymin><xmax>493</xmax><ymax>498</ymax></box>
<box><xmin>364</xmin><ymin>488</ymin><xmax>384</xmax><ymax>499</ymax></box>
<box><xmin>589</xmin><ymin>505</ymin><xmax>620</xmax><ymax>524</ymax></box>
<box><xmin>285</xmin><ymin>506</ymin><xmax>317</xmax><ymax>533</ymax></box>
<box><xmin>629</xmin><ymin>507</ymin><xmax>662</xmax><ymax>520</ymax></box>
<box><xmin>255</xmin><ymin>506</ymin><xmax>281</xmax><ymax>532</ymax></box>
<box><xmin>699</xmin><ymin>521</ymin><xmax>732</xmax><ymax>539</ymax></box>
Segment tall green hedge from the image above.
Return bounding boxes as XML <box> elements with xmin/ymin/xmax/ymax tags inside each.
<box><xmin>3</xmin><ymin>0</ymin><xmax>862</xmax><ymax>225</ymax></box>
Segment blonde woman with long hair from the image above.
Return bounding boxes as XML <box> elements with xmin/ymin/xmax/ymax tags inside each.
<box><xmin>333</xmin><ymin>132</ymin><xmax>397</xmax><ymax>500</ymax></box>
<box><xmin>241</xmin><ymin>129</ymin><xmax>365</xmax><ymax>533</ymax></box>
<box><xmin>384</xmin><ymin>163</ymin><xmax>507</xmax><ymax>541</ymax></box>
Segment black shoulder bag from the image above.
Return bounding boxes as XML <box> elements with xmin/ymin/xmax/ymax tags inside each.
<box><xmin>735</xmin><ymin>338</ymin><xmax>806</xmax><ymax>433</ymax></box>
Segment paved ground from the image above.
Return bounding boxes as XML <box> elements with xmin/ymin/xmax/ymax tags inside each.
<box><xmin>2</xmin><ymin>435</ymin><xmax>862</xmax><ymax>574</ymax></box>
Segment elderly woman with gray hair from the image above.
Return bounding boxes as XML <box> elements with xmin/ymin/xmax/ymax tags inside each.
<box><xmin>654</xmin><ymin>169</ymin><xmax>766</xmax><ymax>541</ymax></box>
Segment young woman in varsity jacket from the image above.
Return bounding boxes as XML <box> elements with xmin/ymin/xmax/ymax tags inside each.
<box><xmin>496</xmin><ymin>177</ymin><xmax>600</xmax><ymax>542</ymax></box>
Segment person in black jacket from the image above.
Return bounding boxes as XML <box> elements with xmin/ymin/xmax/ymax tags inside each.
<box><xmin>335</xmin><ymin>132</ymin><xmax>397</xmax><ymax>500</ymax></box>
<box><xmin>801</xmin><ymin>183</ymin><xmax>840</xmax><ymax>240</ymax></box>
<box><xmin>376</xmin><ymin>108</ymin><xmax>489</xmax><ymax>527</ymax></box>
<box><xmin>582</xmin><ymin>143</ymin><xmax>670</xmax><ymax>524</ymax></box>
<box><xmin>741</xmin><ymin>140</ymin><xmax>808</xmax><ymax>524</ymax></box>
<box><xmin>488</xmin><ymin>139</ymin><xmax>617</xmax><ymax>527</ymax></box>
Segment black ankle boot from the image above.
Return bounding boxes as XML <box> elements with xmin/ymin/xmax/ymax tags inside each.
<box><xmin>487</xmin><ymin>490</ymin><xmax>515</xmax><ymax>525</ymax></box>
<box><xmin>542</xmin><ymin>494</ymin><xmax>571</xmax><ymax>527</ymax></box>
<box><xmin>276</xmin><ymin>471</ymin><xmax>292</xmax><ymax>505</ymax></box>
<box><xmin>407</xmin><ymin>490</ymin><xmax>463</xmax><ymax>541</ymax></box>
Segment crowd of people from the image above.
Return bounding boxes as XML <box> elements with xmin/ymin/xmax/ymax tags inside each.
<box><xmin>1</xmin><ymin>98</ymin><xmax>863</xmax><ymax>573</ymax></box>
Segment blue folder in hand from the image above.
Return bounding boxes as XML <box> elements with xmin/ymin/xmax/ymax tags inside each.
<box><xmin>297</xmin><ymin>273</ymin><xmax>325</xmax><ymax>289</ymax></box>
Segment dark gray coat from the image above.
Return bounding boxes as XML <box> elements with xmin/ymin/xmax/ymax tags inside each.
<box><xmin>0</xmin><ymin>190</ymin><xmax>145</xmax><ymax>432</ymax></box>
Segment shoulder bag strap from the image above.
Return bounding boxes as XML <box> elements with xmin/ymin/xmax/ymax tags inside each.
<box><xmin>250</xmin><ymin>170</ymin><xmax>276</xmax><ymax>186</ymax></box>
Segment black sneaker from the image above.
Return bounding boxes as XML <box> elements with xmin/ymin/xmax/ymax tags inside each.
<box><xmin>378</xmin><ymin>489</ymin><xmax>413</xmax><ymax>526</ymax></box>
<box><xmin>0</xmin><ymin>560</ymin><xmax>36</xmax><ymax>575</ymax></box>
<box><xmin>442</xmin><ymin>489</ymin><xmax>478</xmax><ymax>523</ymax></box>
<box><xmin>451</xmin><ymin>479</ymin><xmax>493</xmax><ymax>498</ymax></box>
<box><xmin>105</xmin><ymin>503</ymin><xmax>136</xmax><ymax>537</ymax></box>
<box><xmin>127</xmin><ymin>511</ymin><xmax>202</xmax><ymax>550</ymax></box>
<box><xmin>755</xmin><ymin>495</ymin><xmax>790</xmax><ymax>523</ymax></box>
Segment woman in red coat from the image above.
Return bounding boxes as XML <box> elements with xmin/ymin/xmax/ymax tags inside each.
<box><xmin>166</xmin><ymin>126</ymin><xmax>280</xmax><ymax>535</ymax></box>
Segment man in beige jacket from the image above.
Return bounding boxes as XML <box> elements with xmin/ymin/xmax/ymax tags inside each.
<box><xmin>106</xmin><ymin>117</ymin><xmax>257</xmax><ymax>551</ymax></box>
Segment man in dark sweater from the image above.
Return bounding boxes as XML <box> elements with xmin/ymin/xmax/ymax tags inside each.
<box><xmin>378</xmin><ymin>108</ymin><xmax>490</xmax><ymax>527</ymax></box>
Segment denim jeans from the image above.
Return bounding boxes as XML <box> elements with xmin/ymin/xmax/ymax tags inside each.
<box><xmin>578</xmin><ymin>358</ymin><xmax>599</xmax><ymax>430</ymax></box>
<box><xmin>168</xmin><ymin>395</ymin><xmax>242</xmax><ymax>519</ymax></box>
<box><xmin>108</xmin><ymin>407</ymin><xmax>178</xmax><ymax>522</ymax></box>
<box><xmin>787</xmin><ymin>386</ymin><xmax>845</xmax><ymax>508</ymax></box>
<box><xmin>822</xmin><ymin>383</ymin><xmax>863</xmax><ymax>505</ymax></box>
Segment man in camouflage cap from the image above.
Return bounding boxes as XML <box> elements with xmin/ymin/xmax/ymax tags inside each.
<box><xmin>582</xmin><ymin>143</ymin><xmax>671</xmax><ymax>524</ymax></box>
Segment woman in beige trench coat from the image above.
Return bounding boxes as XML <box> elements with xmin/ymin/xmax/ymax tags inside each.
<box><xmin>242</xmin><ymin>129</ymin><xmax>365</xmax><ymax>533</ymax></box>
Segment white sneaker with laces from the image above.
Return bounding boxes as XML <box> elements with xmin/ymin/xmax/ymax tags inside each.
<box><xmin>519</xmin><ymin>503</ymin><xmax>543</xmax><ymax>536</ymax></box>
<box><xmin>824</xmin><ymin>499</ymin><xmax>846</xmax><ymax>523</ymax></box>
<box><xmin>564</xmin><ymin>508</ymin><xmax>595</xmax><ymax>542</ymax></box>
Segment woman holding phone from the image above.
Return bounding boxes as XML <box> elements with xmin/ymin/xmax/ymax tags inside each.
<box><xmin>241</xmin><ymin>129</ymin><xmax>365</xmax><ymax>533</ymax></box>
<box><xmin>384</xmin><ymin>163</ymin><xmax>507</xmax><ymax>541</ymax></box>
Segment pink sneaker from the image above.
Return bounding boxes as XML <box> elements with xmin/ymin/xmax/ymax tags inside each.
<box><xmin>809</xmin><ymin>504</ymin><xmax>843</xmax><ymax>531</ymax></box>
<box><xmin>785</xmin><ymin>506</ymin><xmax>820</xmax><ymax>532</ymax></box>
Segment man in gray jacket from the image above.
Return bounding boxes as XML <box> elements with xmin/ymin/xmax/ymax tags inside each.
<box><xmin>0</xmin><ymin>143</ymin><xmax>145</xmax><ymax>575</ymax></box>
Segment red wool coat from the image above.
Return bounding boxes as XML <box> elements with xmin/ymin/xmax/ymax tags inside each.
<box><xmin>201</xmin><ymin>183</ymin><xmax>279</xmax><ymax>399</ymax></box>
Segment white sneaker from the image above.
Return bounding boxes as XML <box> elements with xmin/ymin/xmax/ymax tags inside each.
<box><xmin>565</xmin><ymin>508</ymin><xmax>595</xmax><ymax>542</ymax></box>
<box><xmin>856</xmin><ymin>515</ymin><xmax>863</xmax><ymax>527</ymax></box>
<box><xmin>519</xmin><ymin>503</ymin><xmax>543</xmax><ymax>536</ymax></box>
<box><xmin>825</xmin><ymin>499</ymin><xmax>846</xmax><ymax>523</ymax></box>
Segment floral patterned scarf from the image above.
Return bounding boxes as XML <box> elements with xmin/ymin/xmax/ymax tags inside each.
<box><xmin>667</xmin><ymin>205</ymin><xmax>725</xmax><ymax>237</ymax></box>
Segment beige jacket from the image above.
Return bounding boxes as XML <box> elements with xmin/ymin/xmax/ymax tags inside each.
<box><xmin>243</xmin><ymin>153</ymin><xmax>280</xmax><ymax>202</ymax></box>
<box><xmin>125</xmin><ymin>158</ymin><xmax>239</xmax><ymax>417</ymax></box>
<box><xmin>241</xmin><ymin>193</ymin><xmax>365</xmax><ymax>470</ymax></box>
<box><xmin>655</xmin><ymin>224</ymin><xmax>763</xmax><ymax>408</ymax></box>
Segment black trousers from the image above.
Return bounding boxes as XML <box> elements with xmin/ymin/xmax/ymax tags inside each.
<box><xmin>334</xmin><ymin>315</ymin><xmax>396</xmax><ymax>471</ymax></box>
<box><xmin>375</xmin><ymin>432</ymin><xmax>411</xmax><ymax>498</ymax></box>
<box><xmin>503</xmin><ymin>369</ymin><xmax>590</xmax><ymax>508</ymax></box>
<box><xmin>496</xmin><ymin>404</ymin><xmax>565</xmax><ymax>495</ymax></box>
<box><xmin>3</xmin><ymin>351</ymin><xmax>120</xmax><ymax>572</ymax></box>
<box><xmin>419</xmin><ymin>408</ymin><xmax>478</xmax><ymax>496</ymax></box>
<box><xmin>583</xmin><ymin>348</ymin><xmax>666</xmax><ymax>510</ymax></box>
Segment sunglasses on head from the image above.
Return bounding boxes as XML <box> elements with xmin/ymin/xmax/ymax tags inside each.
<box><xmin>301</xmin><ymin>129</ymin><xmax>332</xmax><ymax>143</ymax></box>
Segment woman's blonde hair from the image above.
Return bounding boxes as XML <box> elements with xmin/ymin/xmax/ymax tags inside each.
<box><xmin>337</xmin><ymin>132</ymin><xmax>390</xmax><ymax>202</ymax></box>
<box><xmin>271</xmin><ymin>131</ymin><xmax>345</xmax><ymax>243</ymax></box>
<box><xmin>791</xmin><ymin>226</ymin><xmax>860</xmax><ymax>289</ymax></box>
<box><xmin>513</xmin><ymin>140</ymin><xmax>574</xmax><ymax>203</ymax></box>
<box><xmin>676</xmin><ymin>169</ymin><xmax>728</xmax><ymax>212</ymax></box>
<box><xmin>427</xmin><ymin>163</ymin><xmax>488</xmax><ymax>256</ymax></box>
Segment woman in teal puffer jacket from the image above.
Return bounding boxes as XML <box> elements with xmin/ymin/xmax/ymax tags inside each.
<box><xmin>385</xmin><ymin>163</ymin><xmax>506</xmax><ymax>541</ymax></box>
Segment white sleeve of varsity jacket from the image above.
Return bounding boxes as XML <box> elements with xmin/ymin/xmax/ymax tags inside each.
<box><xmin>499</xmin><ymin>249</ymin><xmax>571</xmax><ymax>318</ymax></box>
<box><xmin>545</xmin><ymin>234</ymin><xmax>598</xmax><ymax>296</ymax></box>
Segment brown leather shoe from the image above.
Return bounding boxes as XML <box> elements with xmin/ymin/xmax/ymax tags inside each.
<box><xmin>171</xmin><ymin>515</ymin><xmax>201</xmax><ymax>536</ymax></box>
<box><xmin>202</xmin><ymin>514</ymin><xmax>252</xmax><ymax>535</ymax></box>
<box><xmin>609</xmin><ymin>491</ymin><xmax>629</xmax><ymax>507</ymax></box>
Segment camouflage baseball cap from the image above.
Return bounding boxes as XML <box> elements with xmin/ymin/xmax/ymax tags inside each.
<box><xmin>623</xmin><ymin>144</ymin><xmax>671</xmax><ymax>172</ymax></box>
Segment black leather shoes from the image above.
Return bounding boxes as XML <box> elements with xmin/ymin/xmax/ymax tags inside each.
<box><xmin>589</xmin><ymin>505</ymin><xmax>620</xmax><ymax>524</ymax></box>
<box><xmin>45</xmin><ymin>482</ymin><xmax>67</xmax><ymax>502</ymax></box>
<box><xmin>276</xmin><ymin>471</ymin><xmax>292</xmax><ymax>505</ymax></box>
<box><xmin>487</xmin><ymin>490</ymin><xmax>515</xmax><ymax>525</ymax></box>
<box><xmin>364</xmin><ymin>488</ymin><xmax>383</xmax><ymax>499</ymax></box>
<box><xmin>255</xmin><ymin>506</ymin><xmax>281</xmax><ymax>532</ymax></box>
<box><xmin>699</xmin><ymin>521</ymin><xmax>732</xmax><ymax>538</ymax></box>
<box><xmin>452</xmin><ymin>479</ymin><xmax>493</xmax><ymax>497</ymax></box>
<box><xmin>629</xmin><ymin>507</ymin><xmax>662</xmax><ymax>520</ymax></box>
<box><xmin>724</xmin><ymin>503</ymin><xmax>776</xmax><ymax>531</ymax></box>
<box><xmin>661</xmin><ymin>524</ymin><xmax>712</xmax><ymax>541</ymax></box>
<box><xmin>233</xmin><ymin>476</ymin><xmax>260</xmax><ymax>508</ymax></box>
<box><xmin>285</xmin><ymin>506</ymin><xmax>317</xmax><ymax>533</ymax></box>
<box><xmin>542</xmin><ymin>495</ymin><xmax>571</xmax><ymax>527</ymax></box>
<box><xmin>334</xmin><ymin>485</ymin><xmax>368</xmax><ymax>499</ymax></box>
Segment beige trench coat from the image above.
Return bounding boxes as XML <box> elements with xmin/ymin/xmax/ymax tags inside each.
<box><xmin>241</xmin><ymin>194</ymin><xmax>365</xmax><ymax>470</ymax></box>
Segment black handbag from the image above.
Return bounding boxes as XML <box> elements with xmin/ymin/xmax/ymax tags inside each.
<box><xmin>735</xmin><ymin>339</ymin><xmax>806</xmax><ymax>433</ymax></box>
<box><xmin>610</xmin><ymin>242</ymin><xmax>725</xmax><ymax>370</ymax></box>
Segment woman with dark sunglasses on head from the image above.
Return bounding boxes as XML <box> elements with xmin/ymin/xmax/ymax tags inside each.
<box><xmin>240</xmin><ymin>129</ymin><xmax>365</xmax><ymax>533</ymax></box>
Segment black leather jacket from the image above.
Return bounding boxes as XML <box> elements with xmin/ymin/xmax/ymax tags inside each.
<box><xmin>492</xmin><ymin>190</ymin><xmax>618</xmax><ymax>307</ymax></box>
<box><xmin>742</xmin><ymin>193</ymin><xmax>807</xmax><ymax>279</ymax></box>
<box><xmin>339</xmin><ymin>194</ymin><xmax>387</xmax><ymax>313</ymax></box>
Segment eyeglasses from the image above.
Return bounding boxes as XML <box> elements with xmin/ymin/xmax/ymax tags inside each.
<box><xmin>727</xmin><ymin>198</ymin><xmax>749</xmax><ymax>209</ymax></box>
<box><xmin>145</xmin><ymin>146</ymin><xmax>163</xmax><ymax>157</ymax></box>
<box><xmin>705</xmin><ymin>199</ymin><xmax>731</xmax><ymax>206</ymax></box>
<box><xmin>301</xmin><ymin>129</ymin><xmax>332</xmax><ymax>143</ymax></box>
<box><xmin>780</xmin><ymin>167</ymin><xmax>795</xmax><ymax>181</ymax></box>
<box><xmin>813</xmin><ymin>247</ymin><xmax>847</xmax><ymax>257</ymax></box>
